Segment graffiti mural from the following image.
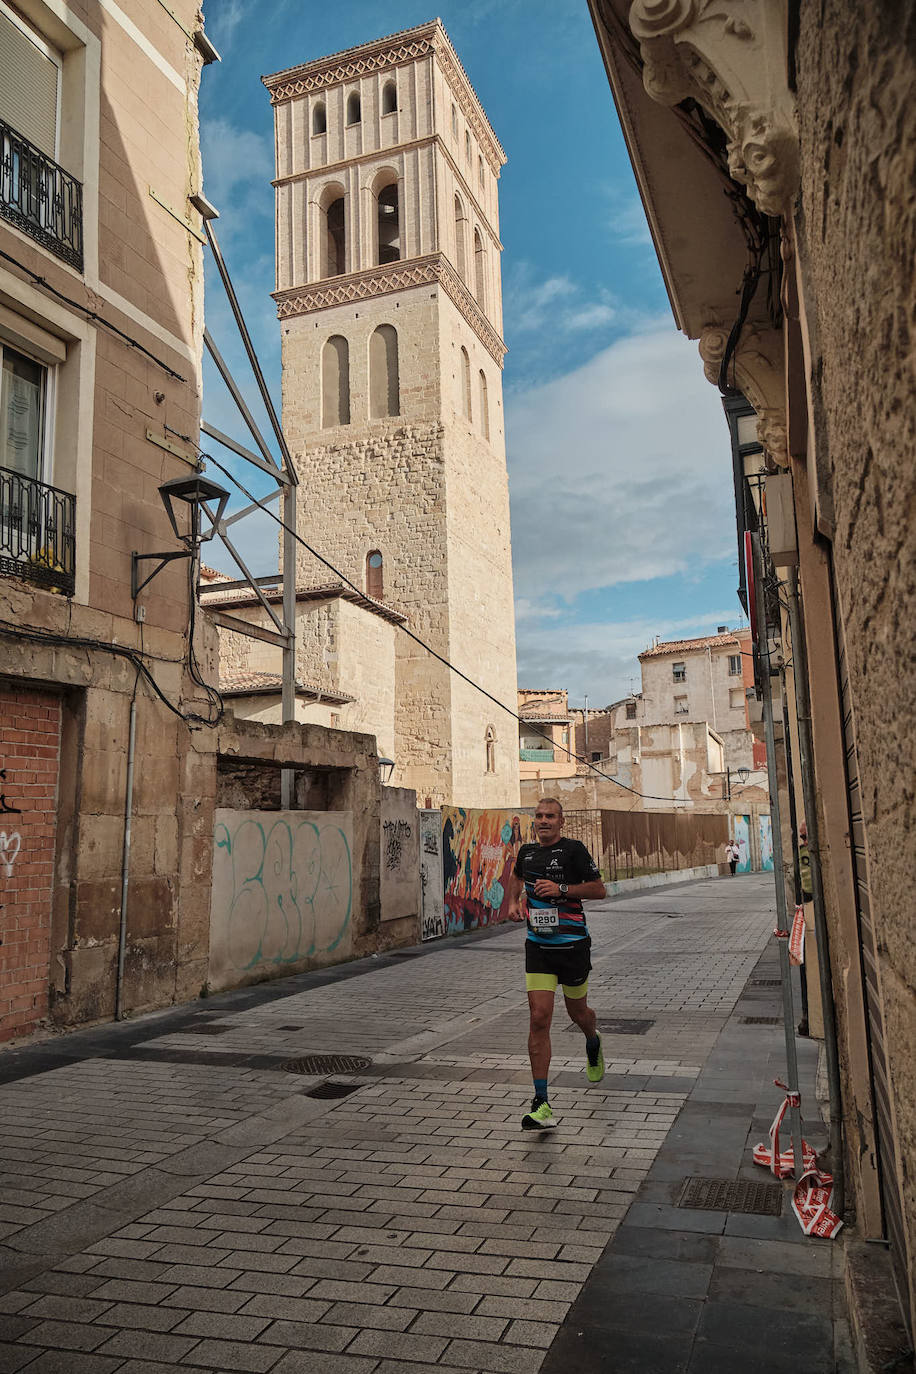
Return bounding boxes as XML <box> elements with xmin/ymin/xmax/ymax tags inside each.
<box><xmin>733</xmin><ymin>814</ymin><xmax>752</xmax><ymax>873</ymax></box>
<box><xmin>380</xmin><ymin>787</ymin><xmax>420</xmax><ymax>925</ymax></box>
<box><xmin>210</xmin><ymin>808</ymin><xmax>352</xmax><ymax>989</ymax></box>
<box><xmin>759</xmin><ymin>813</ymin><xmax>774</xmax><ymax>871</ymax></box>
<box><xmin>441</xmin><ymin>807</ymin><xmax>535</xmax><ymax>933</ymax></box>
<box><xmin>419</xmin><ymin>809</ymin><xmax>445</xmax><ymax>941</ymax></box>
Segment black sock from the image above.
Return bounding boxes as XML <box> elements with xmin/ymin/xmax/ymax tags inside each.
<box><xmin>585</xmin><ymin>1034</ymin><xmax>600</xmax><ymax>1064</ymax></box>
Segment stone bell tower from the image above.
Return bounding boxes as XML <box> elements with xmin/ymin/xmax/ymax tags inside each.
<box><xmin>263</xmin><ymin>20</ymin><xmax>519</xmax><ymax>807</ymax></box>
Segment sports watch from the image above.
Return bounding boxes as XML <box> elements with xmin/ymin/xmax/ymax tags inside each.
<box><xmin>558</xmin><ymin>883</ymin><xmax>568</xmax><ymax>896</ymax></box>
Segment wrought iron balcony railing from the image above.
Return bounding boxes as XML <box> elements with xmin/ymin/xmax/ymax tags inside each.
<box><xmin>0</xmin><ymin>465</ymin><xmax>76</xmax><ymax>595</ymax></box>
<box><xmin>0</xmin><ymin>118</ymin><xmax>83</xmax><ymax>271</ymax></box>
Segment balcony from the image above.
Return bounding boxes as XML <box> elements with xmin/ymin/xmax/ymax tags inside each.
<box><xmin>0</xmin><ymin>118</ymin><xmax>83</xmax><ymax>271</ymax></box>
<box><xmin>0</xmin><ymin>466</ymin><xmax>76</xmax><ymax>595</ymax></box>
<box><xmin>520</xmin><ymin>747</ymin><xmax>555</xmax><ymax>762</ymax></box>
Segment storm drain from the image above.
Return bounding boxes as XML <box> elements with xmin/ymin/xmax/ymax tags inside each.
<box><xmin>282</xmin><ymin>1054</ymin><xmax>372</xmax><ymax>1075</ymax></box>
<box><xmin>678</xmin><ymin>1176</ymin><xmax>783</xmax><ymax>1216</ymax></box>
<box><xmin>566</xmin><ymin>1017</ymin><xmax>655</xmax><ymax>1036</ymax></box>
<box><xmin>740</xmin><ymin>1016</ymin><xmax>782</xmax><ymax>1025</ymax></box>
<box><xmin>750</xmin><ymin>979</ymin><xmax>782</xmax><ymax>988</ymax></box>
<box><xmin>305</xmin><ymin>1081</ymin><xmax>363</xmax><ymax>1100</ymax></box>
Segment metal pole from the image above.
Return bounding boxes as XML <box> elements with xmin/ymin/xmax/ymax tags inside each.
<box><xmin>280</xmin><ymin>481</ymin><xmax>297</xmax><ymax>810</ymax></box>
<box><xmin>785</xmin><ymin>565</ymin><xmax>845</xmax><ymax>1213</ymax></box>
<box><xmin>115</xmin><ymin>696</ymin><xmax>137</xmax><ymax>1021</ymax></box>
<box><xmin>781</xmin><ymin>679</ymin><xmax>809</xmax><ymax>1034</ymax></box>
<box><xmin>751</xmin><ymin>532</ymin><xmax>804</xmax><ymax>1178</ymax></box>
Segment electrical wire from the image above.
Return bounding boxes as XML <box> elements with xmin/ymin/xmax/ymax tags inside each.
<box><xmin>0</xmin><ymin>247</ymin><xmax>187</xmax><ymax>382</ymax></box>
<box><xmin>198</xmin><ymin>445</ymin><xmax>712</xmax><ymax>807</ymax></box>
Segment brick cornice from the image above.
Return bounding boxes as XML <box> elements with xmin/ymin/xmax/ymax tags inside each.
<box><xmin>272</xmin><ymin>253</ymin><xmax>507</xmax><ymax>367</ymax></box>
<box><xmin>262</xmin><ymin>20</ymin><xmax>505</xmax><ymax>176</ymax></box>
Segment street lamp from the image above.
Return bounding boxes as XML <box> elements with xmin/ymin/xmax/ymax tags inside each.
<box><xmin>378</xmin><ymin>757</ymin><xmax>395</xmax><ymax>785</ymax></box>
<box><xmin>132</xmin><ymin>473</ymin><xmax>230</xmax><ymax>599</ymax></box>
<box><xmin>736</xmin><ymin>766</ymin><xmax>751</xmax><ymax>785</ymax></box>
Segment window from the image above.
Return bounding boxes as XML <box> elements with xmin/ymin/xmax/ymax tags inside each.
<box><xmin>312</xmin><ymin>101</ymin><xmax>326</xmax><ymax>135</ymax></box>
<box><xmin>674</xmin><ymin>695</ymin><xmax>689</xmax><ymax>715</ymax></box>
<box><xmin>322</xmin><ymin>194</ymin><xmax>346</xmax><ymax>277</ymax></box>
<box><xmin>625</xmin><ymin>702</ymin><xmax>637</xmax><ymax>720</ymax></box>
<box><xmin>478</xmin><ymin>370</ymin><xmax>489</xmax><ymax>439</ymax></box>
<box><xmin>473</xmin><ymin>229</ymin><xmax>486</xmax><ymax>307</ymax></box>
<box><xmin>376</xmin><ymin>181</ymin><xmax>400</xmax><ymax>264</ymax></box>
<box><xmin>369</xmin><ymin>325</ymin><xmax>399</xmax><ymax>419</ymax></box>
<box><xmin>346</xmin><ymin>91</ymin><xmax>361</xmax><ymax>125</ymax></box>
<box><xmin>321</xmin><ymin>335</ymin><xmax>350</xmax><ymax>427</ymax></box>
<box><xmin>381</xmin><ymin>81</ymin><xmax>397</xmax><ymax>116</ymax></box>
<box><xmin>465</xmin><ymin>130</ymin><xmax>471</xmax><ymax>162</ymax></box>
<box><xmin>453</xmin><ymin>195</ymin><xmax>467</xmax><ymax>282</ymax></box>
<box><xmin>1</xmin><ymin>345</ymin><xmax>48</xmax><ymax>479</ymax></box>
<box><xmin>672</xmin><ymin>661</ymin><xmax>686</xmax><ymax>681</ymax></box>
<box><xmin>366</xmin><ymin>550</ymin><xmax>383</xmax><ymax>599</ymax></box>
<box><xmin>0</xmin><ymin>6</ymin><xmax>60</xmax><ymax>158</ymax></box>
<box><xmin>460</xmin><ymin>348</ymin><xmax>471</xmax><ymax>421</ymax></box>
<box><xmin>591</xmin><ymin>751</ymin><xmax>601</xmax><ymax>762</ymax></box>
<box><xmin>478</xmin><ymin>155</ymin><xmax>485</xmax><ymax>190</ymax></box>
<box><xmin>728</xmin><ymin>654</ymin><xmax>742</xmax><ymax>676</ymax></box>
<box><xmin>729</xmin><ymin>687</ymin><xmax>745</xmax><ymax>711</ymax></box>
<box><xmin>485</xmin><ymin>725</ymin><xmax>496</xmax><ymax>774</ymax></box>
<box><xmin>451</xmin><ymin>103</ymin><xmax>458</xmax><ymax>138</ymax></box>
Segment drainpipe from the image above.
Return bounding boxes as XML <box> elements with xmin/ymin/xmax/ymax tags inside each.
<box><xmin>784</xmin><ymin>565</ymin><xmax>845</xmax><ymax>1214</ymax></box>
<box><xmin>115</xmin><ymin>696</ymin><xmax>137</xmax><ymax>1021</ymax></box>
<box><xmin>751</xmin><ymin>533</ymin><xmax>804</xmax><ymax>1177</ymax></box>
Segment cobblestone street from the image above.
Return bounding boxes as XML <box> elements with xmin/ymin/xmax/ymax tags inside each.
<box><xmin>0</xmin><ymin>876</ymin><xmax>847</xmax><ymax>1373</ymax></box>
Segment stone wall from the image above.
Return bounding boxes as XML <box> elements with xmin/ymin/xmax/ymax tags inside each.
<box><xmin>796</xmin><ymin>0</ymin><xmax>916</xmax><ymax>1314</ymax></box>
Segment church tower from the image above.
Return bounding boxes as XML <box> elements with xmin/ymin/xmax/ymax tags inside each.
<box><xmin>263</xmin><ymin>21</ymin><xmax>519</xmax><ymax>807</ymax></box>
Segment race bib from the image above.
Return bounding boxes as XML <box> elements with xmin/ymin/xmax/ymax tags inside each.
<box><xmin>529</xmin><ymin>909</ymin><xmax>559</xmax><ymax>930</ymax></box>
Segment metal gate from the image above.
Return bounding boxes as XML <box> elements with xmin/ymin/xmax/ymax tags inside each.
<box><xmin>834</xmin><ymin>593</ymin><xmax>908</xmax><ymax>1314</ymax></box>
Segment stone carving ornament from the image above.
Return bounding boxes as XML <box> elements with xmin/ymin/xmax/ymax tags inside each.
<box><xmin>628</xmin><ymin>0</ymin><xmax>799</xmax><ymax>216</ymax></box>
<box><xmin>699</xmin><ymin>322</ymin><xmax>787</xmax><ymax>464</ymax></box>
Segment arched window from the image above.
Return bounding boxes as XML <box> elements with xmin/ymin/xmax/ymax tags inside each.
<box><xmin>369</xmin><ymin>325</ymin><xmax>399</xmax><ymax>419</ymax></box>
<box><xmin>381</xmin><ymin>81</ymin><xmax>397</xmax><ymax>116</ymax></box>
<box><xmin>366</xmin><ymin>550</ymin><xmax>383</xmax><ymax>599</ymax></box>
<box><xmin>312</xmin><ymin>101</ymin><xmax>326</xmax><ymax>135</ymax></box>
<box><xmin>322</xmin><ymin>194</ymin><xmax>346</xmax><ymax>277</ymax></box>
<box><xmin>465</xmin><ymin>130</ymin><xmax>471</xmax><ymax>163</ymax></box>
<box><xmin>485</xmin><ymin>726</ymin><xmax>496</xmax><ymax>774</ymax></box>
<box><xmin>321</xmin><ymin>335</ymin><xmax>350</xmax><ymax>427</ymax></box>
<box><xmin>460</xmin><ymin>347</ymin><xmax>472</xmax><ymax>421</ymax></box>
<box><xmin>453</xmin><ymin>195</ymin><xmax>467</xmax><ymax>282</ymax></box>
<box><xmin>478</xmin><ymin>370</ymin><xmax>489</xmax><ymax>439</ymax></box>
<box><xmin>473</xmin><ymin>229</ymin><xmax>486</xmax><ymax>307</ymax></box>
<box><xmin>346</xmin><ymin>90</ymin><xmax>361</xmax><ymax>125</ymax></box>
<box><xmin>377</xmin><ymin>181</ymin><xmax>400</xmax><ymax>264</ymax></box>
<box><xmin>478</xmin><ymin>155</ymin><xmax>485</xmax><ymax>190</ymax></box>
<box><xmin>451</xmin><ymin>103</ymin><xmax>458</xmax><ymax>139</ymax></box>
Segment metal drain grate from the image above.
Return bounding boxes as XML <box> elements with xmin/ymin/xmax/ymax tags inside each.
<box><xmin>751</xmin><ymin>979</ymin><xmax>782</xmax><ymax>988</ymax></box>
<box><xmin>566</xmin><ymin>1017</ymin><xmax>654</xmax><ymax>1036</ymax></box>
<box><xmin>679</xmin><ymin>1176</ymin><xmax>782</xmax><ymax>1216</ymax></box>
<box><xmin>741</xmin><ymin>1016</ymin><xmax>781</xmax><ymax>1025</ymax></box>
<box><xmin>282</xmin><ymin>1054</ymin><xmax>372</xmax><ymax>1075</ymax></box>
<box><xmin>305</xmin><ymin>1081</ymin><xmax>363</xmax><ymax>1100</ymax></box>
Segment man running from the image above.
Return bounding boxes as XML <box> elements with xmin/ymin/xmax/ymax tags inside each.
<box><xmin>507</xmin><ymin>798</ymin><xmax>607</xmax><ymax>1130</ymax></box>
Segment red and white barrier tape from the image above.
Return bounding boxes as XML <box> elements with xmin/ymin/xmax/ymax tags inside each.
<box><xmin>772</xmin><ymin>906</ymin><xmax>805</xmax><ymax>965</ymax></box>
<box><xmin>753</xmin><ymin>1079</ymin><xmax>843</xmax><ymax>1237</ymax></box>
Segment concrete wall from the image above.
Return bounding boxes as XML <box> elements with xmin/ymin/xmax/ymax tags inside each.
<box><xmin>379</xmin><ymin>786</ymin><xmax>419</xmax><ymax>929</ymax></box>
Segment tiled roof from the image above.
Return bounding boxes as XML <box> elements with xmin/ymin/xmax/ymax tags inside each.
<box><xmin>518</xmin><ymin>707</ymin><xmax>571</xmax><ymax>723</ymax></box>
<box><xmin>200</xmin><ymin>580</ymin><xmax>406</xmax><ymax>625</ymax></box>
<box><xmin>639</xmin><ymin>631</ymin><xmax>747</xmax><ymax>658</ymax></box>
<box><xmin>220</xmin><ymin>670</ymin><xmax>354</xmax><ymax>705</ymax></box>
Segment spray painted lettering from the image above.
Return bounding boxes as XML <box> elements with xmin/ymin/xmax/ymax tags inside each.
<box><xmin>383</xmin><ymin>818</ymin><xmax>412</xmax><ymax>873</ymax></box>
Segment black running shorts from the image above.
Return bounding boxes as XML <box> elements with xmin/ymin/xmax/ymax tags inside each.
<box><xmin>525</xmin><ymin>937</ymin><xmax>591</xmax><ymax>997</ymax></box>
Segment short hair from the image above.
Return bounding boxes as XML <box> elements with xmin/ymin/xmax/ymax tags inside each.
<box><xmin>535</xmin><ymin>797</ymin><xmax>564</xmax><ymax>816</ymax></box>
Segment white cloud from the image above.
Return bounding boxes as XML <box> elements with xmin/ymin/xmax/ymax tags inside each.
<box><xmin>200</xmin><ymin>117</ymin><xmax>273</xmax><ymax>225</ymax></box>
<box><xmin>506</xmin><ymin>323</ymin><xmax>734</xmax><ymax>600</ymax></box>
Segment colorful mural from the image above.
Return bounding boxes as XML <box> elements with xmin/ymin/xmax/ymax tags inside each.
<box><xmin>733</xmin><ymin>814</ymin><xmax>752</xmax><ymax>873</ymax></box>
<box><xmin>759</xmin><ymin>813</ymin><xmax>774</xmax><ymax>871</ymax></box>
<box><xmin>441</xmin><ymin>807</ymin><xmax>536</xmax><ymax>933</ymax></box>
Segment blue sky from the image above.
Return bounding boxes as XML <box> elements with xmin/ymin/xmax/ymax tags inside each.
<box><xmin>198</xmin><ymin>0</ymin><xmax>747</xmax><ymax>708</ymax></box>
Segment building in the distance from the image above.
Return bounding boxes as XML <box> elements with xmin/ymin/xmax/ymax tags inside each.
<box><xmin>241</xmin><ymin>21</ymin><xmax>519</xmax><ymax>809</ymax></box>
<box><xmin>517</xmin><ymin>689</ymin><xmax>577</xmax><ymax>783</ymax></box>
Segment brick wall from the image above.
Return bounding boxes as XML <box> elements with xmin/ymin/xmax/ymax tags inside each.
<box><xmin>0</xmin><ymin>685</ymin><xmax>61</xmax><ymax>1040</ymax></box>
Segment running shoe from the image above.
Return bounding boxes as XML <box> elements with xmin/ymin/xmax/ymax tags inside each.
<box><xmin>586</xmin><ymin>1033</ymin><xmax>605</xmax><ymax>1083</ymax></box>
<box><xmin>522</xmin><ymin>1096</ymin><xmax>557</xmax><ymax>1130</ymax></box>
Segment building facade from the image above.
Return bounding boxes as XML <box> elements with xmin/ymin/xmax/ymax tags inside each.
<box><xmin>261</xmin><ymin>22</ymin><xmax>519</xmax><ymax>809</ymax></box>
<box><xmin>517</xmin><ymin>689</ymin><xmax>577</xmax><ymax>784</ymax></box>
<box><xmin>589</xmin><ymin>0</ymin><xmax>916</xmax><ymax>1339</ymax></box>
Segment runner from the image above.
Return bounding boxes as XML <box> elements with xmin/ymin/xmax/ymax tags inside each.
<box><xmin>507</xmin><ymin>798</ymin><xmax>607</xmax><ymax>1130</ymax></box>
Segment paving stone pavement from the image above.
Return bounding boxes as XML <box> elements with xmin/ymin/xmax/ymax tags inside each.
<box><xmin>0</xmin><ymin>874</ymin><xmax>829</xmax><ymax>1373</ymax></box>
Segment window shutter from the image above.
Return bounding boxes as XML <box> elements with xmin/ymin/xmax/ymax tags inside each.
<box><xmin>0</xmin><ymin>10</ymin><xmax>59</xmax><ymax>158</ymax></box>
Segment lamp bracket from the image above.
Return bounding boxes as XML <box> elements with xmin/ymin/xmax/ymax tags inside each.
<box><xmin>131</xmin><ymin>548</ymin><xmax>193</xmax><ymax>600</ymax></box>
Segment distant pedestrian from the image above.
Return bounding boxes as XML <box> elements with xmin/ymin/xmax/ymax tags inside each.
<box><xmin>726</xmin><ymin>841</ymin><xmax>740</xmax><ymax>876</ymax></box>
<box><xmin>507</xmin><ymin>798</ymin><xmax>607</xmax><ymax>1131</ymax></box>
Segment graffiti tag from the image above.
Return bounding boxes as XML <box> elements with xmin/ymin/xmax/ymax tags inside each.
<box><xmin>0</xmin><ymin>769</ymin><xmax>21</xmax><ymax>816</ymax></box>
<box><xmin>0</xmin><ymin>831</ymin><xmax>21</xmax><ymax>878</ymax></box>
<box><xmin>383</xmin><ymin>818</ymin><xmax>412</xmax><ymax>873</ymax></box>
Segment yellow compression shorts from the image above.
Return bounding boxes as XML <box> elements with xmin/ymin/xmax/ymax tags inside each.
<box><xmin>526</xmin><ymin>971</ymin><xmax>589</xmax><ymax>999</ymax></box>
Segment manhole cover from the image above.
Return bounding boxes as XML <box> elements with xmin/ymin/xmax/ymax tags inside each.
<box><xmin>741</xmin><ymin>1016</ymin><xmax>781</xmax><ymax>1025</ymax></box>
<box><xmin>305</xmin><ymin>1081</ymin><xmax>363</xmax><ymax>1100</ymax></box>
<box><xmin>282</xmin><ymin>1054</ymin><xmax>372</xmax><ymax>1075</ymax></box>
<box><xmin>679</xmin><ymin>1176</ymin><xmax>782</xmax><ymax>1216</ymax></box>
<box><xmin>567</xmin><ymin>1017</ymin><xmax>654</xmax><ymax>1035</ymax></box>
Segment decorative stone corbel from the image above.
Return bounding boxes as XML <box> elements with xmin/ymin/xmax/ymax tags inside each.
<box><xmin>628</xmin><ymin>0</ymin><xmax>799</xmax><ymax>216</ymax></box>
<box><xmin>699</xmin><ymin>322</ymin><xmax>788</xmax><ymax>465</ymax></box>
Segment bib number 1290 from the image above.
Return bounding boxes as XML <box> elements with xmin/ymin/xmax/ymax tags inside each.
<box><xmin>529</xmin><ymin>909</ymin><xmax>559</xmax><ymax>930</ymax></box>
